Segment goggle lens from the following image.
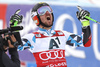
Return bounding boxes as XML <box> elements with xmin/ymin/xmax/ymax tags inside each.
<box><xmin>37</xmin><ymin>6</ymin><xmax>53</xmax><ymax>16</ymax></box>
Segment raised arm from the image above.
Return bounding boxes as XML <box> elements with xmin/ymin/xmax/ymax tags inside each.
<box><xmin>66</xmin><ymin>7</ymin><xmax>91</xmax><ymax>47</ymax></box>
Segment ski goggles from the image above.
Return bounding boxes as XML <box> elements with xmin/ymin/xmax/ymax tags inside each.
<box><xmin>37</xmin><ymin>6</ymin><xmax>53</xmax><ymax>16</ymax></box>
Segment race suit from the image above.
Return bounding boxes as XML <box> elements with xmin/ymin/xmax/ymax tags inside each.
<box><xmin>18</xmin><ymin>26</ymin><xmax>91</xmax><ymax>67</ymax></box>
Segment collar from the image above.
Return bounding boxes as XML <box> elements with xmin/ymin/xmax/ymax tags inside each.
<box><xmin>38</xmin><ymin>28</ymin><xmax>56</xmax><ymax>35</ymax></box>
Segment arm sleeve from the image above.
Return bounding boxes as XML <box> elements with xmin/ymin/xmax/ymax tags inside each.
<box><xmin>17</xmin><ymin>33</ymin><xmax>35</xmax><ymax>51</ymax></box>
<box><xmin>65</xmin><ymin>26</ymin><xmax>91</xmax><ymax>47</ymax></box>
<box><xmin>82</xmin><ymin>26</ymin><xmax>91</xmax><ymax>47</ymax></box>
<box><xmin>2</xmin><ymin>48</ymin><xmax>20</xmax><ymax>67</ymax></box>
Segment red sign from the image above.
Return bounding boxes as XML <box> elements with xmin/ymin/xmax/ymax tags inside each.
<box><xmin>0</xmin><ymin>4</ymin><xmax>7</xmax><ymax>29</ymax></box>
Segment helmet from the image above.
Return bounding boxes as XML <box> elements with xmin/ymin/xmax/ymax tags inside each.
<box><xmin>31</xmin><ymin>2</ymin><xmax>54</xmax><ymax>26</ymax></box>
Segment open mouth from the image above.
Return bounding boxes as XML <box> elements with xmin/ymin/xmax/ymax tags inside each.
<box><xmin>47</xmin><ymin>17</ymin><xmax>51</xmax><ymax>20</ymax></box>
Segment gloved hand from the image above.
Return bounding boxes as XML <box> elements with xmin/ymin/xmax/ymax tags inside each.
<box><xmin>76</xmin><ymin>9</ymin><xmax>90</xmax><ymax>27</ymax></box>
<box><xmin>10</xmin><ymin>9</ymin><xmax>23</xmax><ymax>27</ymax></box>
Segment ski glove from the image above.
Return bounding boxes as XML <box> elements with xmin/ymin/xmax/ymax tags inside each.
<box><xmin>76</xmin><ymin>10</ymin><xmax>90</xmax><ymax>27</ymax></box>
<box><xmin>10</xmin><ymin>9</ymin><xmax>23</xmax><ymax>27</ymax></box>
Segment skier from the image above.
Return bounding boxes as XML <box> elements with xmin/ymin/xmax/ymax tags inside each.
<box><xmin>10</xmin><ymin>2</ymin><xmax>91</xmax><ymax>67</ymax></box>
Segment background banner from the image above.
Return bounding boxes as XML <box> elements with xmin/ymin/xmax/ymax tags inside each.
<box><xmin>0</xmin><ymin>4</ymin><xmax>100</xmax><ymax>67</ymax></box>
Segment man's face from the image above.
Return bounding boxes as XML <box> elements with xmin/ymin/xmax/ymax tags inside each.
<box><xmin>40</xmin><ymin>11</ymin><xmax>53</xmax><ymax>27</ymax></box>
<box><xmin>37</xmin><ymin>6</ymin><xmax>53</xmax><ymax>27</ymax></box>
